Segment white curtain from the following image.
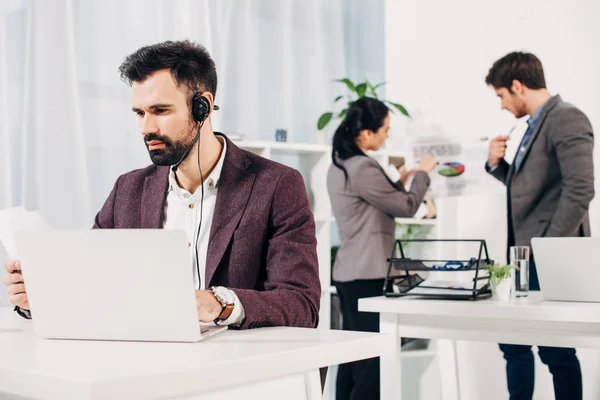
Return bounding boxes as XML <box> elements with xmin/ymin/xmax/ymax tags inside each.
<box><xmin>0</xmin><ymin>0</ymin><xmax>346</xmax><ymax>230</ymax></box>
<box><xmin>341</xmin><ymin>0</ymin><xmax>385</xmax><ymax>85</ymax></box>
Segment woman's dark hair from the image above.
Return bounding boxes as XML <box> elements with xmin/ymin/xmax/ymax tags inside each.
<box><xmin>331</xmin><ymin>97</ymin><xmax>389</xmax><ymax>181</ymax></box>
<box><xmin>485</xmin><ymin>52</ymin><xmax>546</xmax><ymax>91</ymax></box>
<box><xmin>119</xmin><ymin>40</ymin><xmax>217</xmax><ymax>101</ymax></box>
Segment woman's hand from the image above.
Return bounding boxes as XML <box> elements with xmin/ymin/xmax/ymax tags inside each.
<box><xmin>398</xmin><ymin>166</ymin><xmax>418</xmax><ymax>186</ymax></box>
<box><xmin>418</xmin><ymin>155</ymin><xmax>437</xmax><ymax>173</ymax></box>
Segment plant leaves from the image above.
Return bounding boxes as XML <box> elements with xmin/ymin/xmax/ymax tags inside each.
<box><xmin>324</xmin><ymin>78</ymin><xmax>409</xmax><ymax>125</ymax></box>
<box><xmin>317</xmin><ymin>112</ymin><xmax>333</xmax><ymax>130</ymax></box>
<box><xmin>365</xmin><ymin>79</ymin><xmax>375</xmax><ymax>97</ymax></box>
<box><xmin>372</xmin><ymin>81</ymin><xmax>386</xmax><ymax>91</ymax></box>
<box><xmin>334</xmin><ymin>78</ymin><xmax>357</xmax><ymax>93</ymax></box>
<box><xmin>356</xmin><ymin>83</ymin><xmax>367</xmax><ymax>98</ymax></box>
<box><xmin>386</xmin><ymin>101</ymin><xmax>410</xmax><ymax>117</ymax></box>
<box><xmin>367</xmin><ymin>80</ymin><xmax>386</xmax><ymax>98</ymax></box>
<box><xmin>483</xmin><ymin>264</ymin><xmax>516</xmax><ymax>286</ymax></box>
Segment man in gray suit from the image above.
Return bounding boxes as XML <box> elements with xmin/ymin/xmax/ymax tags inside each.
<box><xmin>485</xmin><ymin>52</ymin><xmax>594</xmax><ymax>400</ymax></box>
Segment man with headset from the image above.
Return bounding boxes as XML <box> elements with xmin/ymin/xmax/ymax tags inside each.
<box><xmin>3</xmin><ymin>40</ymin><xmax>320</xmax><ymax>329</ymax></box>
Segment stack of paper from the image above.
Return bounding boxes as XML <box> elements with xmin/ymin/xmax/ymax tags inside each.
<box><xmin>396</xmin><ymin>278</ymin><xmax>489</xmax><ymax>297</ymax></box>
<box><xmin>0</xmin><ymin>207</ymin><xmax>52</xmax><ymax>259</ymax></box>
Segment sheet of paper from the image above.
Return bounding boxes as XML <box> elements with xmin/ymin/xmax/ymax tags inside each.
<box><xmin>0</xmin><ymin>207</ymin><xmax>52</xmax><ymax>258</ymax></box>
<box><xmin>399</xmin><ymin>278</ymin><xmax>489</xmax><ymax>296</ymax></box>
<box><xmin>405</xmin><ymin>137</ymin><xmax>496</xmax><ymax>198</ymax></box>
<box><xmin>402</xmin><ymin>116</ymin><xmax>504</xmax><ymax>198</ymax></box>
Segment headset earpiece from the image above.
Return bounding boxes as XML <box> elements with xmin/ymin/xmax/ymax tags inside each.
<box><xmin>191</xmin><ymin>93</ymin><xmax>211</xmax><ymax>123</ymax></box>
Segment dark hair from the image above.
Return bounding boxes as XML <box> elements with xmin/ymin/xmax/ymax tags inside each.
<box><xmin>119</xmin><ymin>40</ymin><xmax>218</xmax><ymax>101</ymax></box>
<box><xmin>485</xmin><ymin>52</ymin><xmax>546</xmax><ymax>91</ymax></box>
<box><xmin>331</xmin><ymin>97</ymin><xmax>389</xmax><ymax>182</ymax></box>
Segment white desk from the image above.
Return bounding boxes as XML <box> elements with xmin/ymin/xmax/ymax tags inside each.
<box><xmin>359</xmin><ymin>292</ymin><xmax>600</xmax><ymax>400</ymax></box>
<box><xmin>0</xmin><ymin>307</ymin><xmax>389</xmax><ymax>400</ymax></box>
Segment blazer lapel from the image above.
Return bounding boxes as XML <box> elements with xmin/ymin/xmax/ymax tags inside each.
<box><xmin>205</xmin><ymin>136</ymin><xmax>255</xmax><ymax>285</ymax></box>
<box><xmin>141</xmin><ymin>167</ymin><xmax>170</xmax><ymax>228</ymax></box>
<box><xmin>509</xmin><ymin>95</ymin><xmax>562</xmax><ymax>181</ymax></box>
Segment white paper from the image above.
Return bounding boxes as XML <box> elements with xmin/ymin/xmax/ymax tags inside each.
<box><xmin>403</xmin><ymin>116</ymin><xmax>502</xmax><ymax>198</ymax></box>
<box><xmin>0</xmin><ymin>207</ymin><xmax>52</xmax><ymax>258</ymax></box>
<box><xmin>385</xmin><ymin>164</ymin><xmax>401</xmax><ymax>182</ymax></box>
<box><xmin>399</xmin><ymin>278</ymin><xmax>489</xmax><ymax>297</ymax></box>
<box><xmin>405</xmin><ymin>137</ymin><xmax>495</xmax><ymax>198</ymax></box>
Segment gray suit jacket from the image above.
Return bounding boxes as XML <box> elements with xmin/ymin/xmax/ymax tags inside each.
<box><xmin>487</xmin><ymin>95</ymin><xmax>594</xmax><ymax>250</ymax></box>
<box><xmin>327</xmin><ymin>156</ymin><xmax>431</xmax><ymax>282</ymax></box>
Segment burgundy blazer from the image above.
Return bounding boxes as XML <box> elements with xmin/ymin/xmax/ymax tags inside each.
<box><xmin>93</xmin><ymin>135</ymin><xmax>320</xmax><ymax>329</ymax></box>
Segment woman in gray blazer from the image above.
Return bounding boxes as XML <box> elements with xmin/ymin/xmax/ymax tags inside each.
<box><xmin>327</xmin><ymin>97</ymin><xmax>435</xmax><ymax>399</ymax></box>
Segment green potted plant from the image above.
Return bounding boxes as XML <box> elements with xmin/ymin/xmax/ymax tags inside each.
<box><xmin>317</xmin><ymin>78</ymin><xmax>411</xmax><ymax>133</ymax></box>
<box><xmin>483</xmin><ymin>264</ymin><xmax>518</xmax><ymax>301</ymax></box>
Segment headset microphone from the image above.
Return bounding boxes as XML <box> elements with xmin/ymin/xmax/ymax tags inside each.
<box><xmin>171</xmin><ymin>126</ymin><xmax>201</xmax><ymax>172</ymax></box>
<box><xmin>171</xmin><ymin>93</ymin><xmax>214</xmax><ymax>172</ymax></box>
<box><xmin>170</xmin><ymin>92</ymin><xmax>215</xmax><ymax>291</ymax></box>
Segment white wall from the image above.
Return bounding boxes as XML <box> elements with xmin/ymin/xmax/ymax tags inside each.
<box><xmin>385</xmin><ymin>0</ymin><xmax>600</xmax><ymax>399</ymax></box>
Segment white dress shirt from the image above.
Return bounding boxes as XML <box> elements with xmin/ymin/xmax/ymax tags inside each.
<box><xmin>163</xmin><ymin>137</ymin><xmax>245</xmax><ymax>326</ymax></box>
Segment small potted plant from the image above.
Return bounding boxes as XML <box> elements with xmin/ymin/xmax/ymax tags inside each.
<box><xmin>316</xmin><ymin>78</ymin><xmax>410</xmax><ymax>142</ymax></box>
<box><xmin>483</xmin><ymin>264</ymin><xmax>517</xmax><ymax>301</ymax></box>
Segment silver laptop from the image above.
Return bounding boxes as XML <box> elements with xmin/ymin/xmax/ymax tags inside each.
<box><xmin>14</xmin><ymin>229</ymin><xmax>227</xmax><ymax>342</ymax></box>
<box><xmin>531</xmin><ymin>237</ymin><xmax>600</xmax><ymax>302</ymax></box>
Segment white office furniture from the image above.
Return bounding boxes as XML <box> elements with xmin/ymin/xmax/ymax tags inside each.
<box><xmin>0</xmin><ymin>307</ymin><xmax>390</xmax><ymax>400</ymax></box>
<box><xmin>359</xmin><ymin>292</ymin><xmax>600</xmax><ymax>400</ymax></box>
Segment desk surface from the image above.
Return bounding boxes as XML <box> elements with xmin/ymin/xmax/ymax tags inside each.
<box><xmin>359</xmin><ymin>292</ymin><xmax>600</xmax><ymax>349</ymax></box>
<box><xmin>360</xmin><ymin>292</ymin><xmax>600</xmax><ymax>323</ymax></box>
<box><xmin>0</xmin><ymin>308</ymin><xmax>385</xmax><ymax>399</ymax></box>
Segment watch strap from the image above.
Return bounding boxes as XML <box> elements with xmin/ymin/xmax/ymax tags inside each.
<box><xmin>211</xmin><ymin>286</ymin><xmax>235</xmax><ymax>322</ymax></box>
<box><xmin>217</xmin><ymin>303</ymin><xmax>234</xmax><ymax>320</ymax></box>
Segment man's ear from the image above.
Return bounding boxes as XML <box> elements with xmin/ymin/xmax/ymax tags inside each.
<box><xmin>200</xmin><ymin>91</ymin><xmax>215</xmax><ymax>114</ymax></box>
<box><xmin>511</xmin><ymin>80</ymin><xmax>524</xmax><ymax>95</ymax></box>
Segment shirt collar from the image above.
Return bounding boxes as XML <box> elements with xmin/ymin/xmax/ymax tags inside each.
<box><xmin>527</xmin><ymin>99</ymin><xmax>549</xmax><ymax>129</ymax></box>
<box><xmin>168</xmin><ymin>135</ymin><xmax>227</xmax><ymax>196</ymax></box>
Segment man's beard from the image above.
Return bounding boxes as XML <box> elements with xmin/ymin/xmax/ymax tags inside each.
<box><xmin>144</xmin><ymin>124</ymin><xmax>196</xmax><ymax>166</ymax></box>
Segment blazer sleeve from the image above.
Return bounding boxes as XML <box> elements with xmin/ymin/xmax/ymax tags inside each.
<box><xmin>546</xmin><ymin>108</ymin><xmax>595</xmax><ymax>237</ymax></box>
<box><xmin>92</xmin><ymin>176</ymin><xmax>120</xmax><ymax>229</ymax></box>
<box><xmin>485</xmin><ymin>158</ymin><xmax>510</xmax><ymax>185</ymax></box>
<box><xmin>354</xmin><ymin>159</ymin><xmax>431</xmax><ymax>218</ymax></box>
<box><xmin>232</xmin><ymin>169</ymin><xmax>321</xmax><ymax>329</ymax></box>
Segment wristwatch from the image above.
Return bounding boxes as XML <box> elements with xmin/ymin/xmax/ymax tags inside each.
<box><xmin>211</xmin><ymin>286</ymin><xmax>235</xmax><ymax>323</ymax></box>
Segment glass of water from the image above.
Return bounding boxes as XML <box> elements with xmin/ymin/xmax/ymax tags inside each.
<box><xmin>510</xmin><ymin>246</ymin><xmax>530</xmax><ymax>298</ymax></box>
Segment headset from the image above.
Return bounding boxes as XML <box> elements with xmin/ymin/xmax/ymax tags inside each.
<box><xmin>171</xmin><ymin>93</ymin><xmax>218</xmax><ymax>172</ymax></box>
<box><xmin>171</xmin><ymin>92</ymin><xmax>218</xmax><ymax>290</ymax></box>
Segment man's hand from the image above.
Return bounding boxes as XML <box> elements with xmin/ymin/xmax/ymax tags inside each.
<box><xmin>3</xmin><ymin>260</ymin><xmax>29</xmax><ymax>309</ymax></box>
<box><xmin>488</xmin><ymin>135</ymin><xmax>510</xmax><ymax>166</ymax></box>
<box><xmin>195</xmin><ymin>290</ymin><xmax>222</xmax><ymax>322</ymax></box>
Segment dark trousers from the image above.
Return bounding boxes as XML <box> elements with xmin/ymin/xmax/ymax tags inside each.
<box><xmin>500</xmin><ymin>259</ymin><xmax>582</xmax><ymax>400</ymax></box>
<box><xmin>334</xmin><ymin>279</ymin><xmax>384</xmax><ymax>400</ymax></box>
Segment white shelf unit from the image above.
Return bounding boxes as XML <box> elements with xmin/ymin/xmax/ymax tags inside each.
<box><xmin>395</xmin><ymin>217</ymin><xmax>437</xmax><ymax>226</ymax></box>
<box><xmin>331</xmin><ymin>216</ymin><xmax>437</xmax><ymax>226</ymax></box>
<box><xmin>233</xmin><ymin>139</ymin><xmax>438</xmax><ymax>332</ymax></box>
